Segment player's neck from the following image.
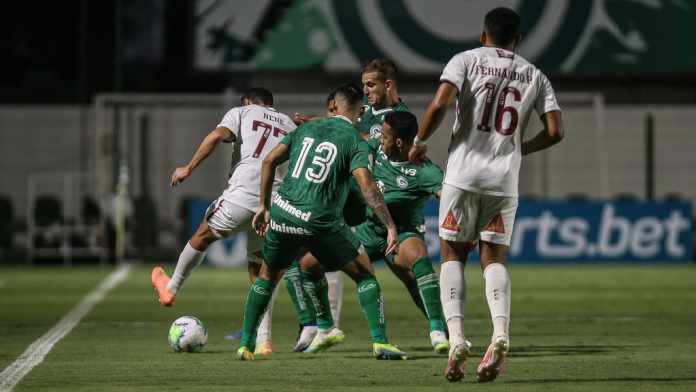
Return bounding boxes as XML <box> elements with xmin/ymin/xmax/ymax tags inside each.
<box><xmin>374</xmin><ymin>91</ymin><xmax>401</xmax><ymax>111</ymax></box>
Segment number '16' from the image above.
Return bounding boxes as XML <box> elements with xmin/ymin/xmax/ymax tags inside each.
<box><xmin>476</xmin><ymin>83</ymin><xmax>521</xmax><ymax>136</ymax></box>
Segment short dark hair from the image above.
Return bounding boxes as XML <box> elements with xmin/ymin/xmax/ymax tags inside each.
<box><xmin>242</xmin><ymin>87</ymin><xmax>273</xmax><ymax>106</ymax></box>
<box><xmin>484</xmin><ymin>7</ymin><xmax>520</xmax><ymax>47</ymax></box>
<box><xmin>332</xmin><ymin>83</ymin><xmax>363</xmax><ymax>110</ymax></box>
<box><xmin>384</xmin><ymin>111</ymin><xmax>418</xmax><ymax>142</ymax></box>
<box><xmin>362</xmin><ymin>58</ymin><xmax>397</xmax><ymax>82</ymax></box>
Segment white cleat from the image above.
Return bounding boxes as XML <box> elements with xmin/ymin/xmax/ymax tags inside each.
<box><xmin>430</xmin><ymin>330</ymin><xmax>450</xmax><ymax>354</ymax></box>
<box><xmin>303</xmin><ymin>327</ymin><xmax>345</xmax><ymax>353</ymax></box>
<box><xmin>477</xmin><ymin>335</ymin><xmax>509</xmax><ymax>383</ymax></box>
<box><xmin>292</xmin><ymin>325</ymin><xmax>318</xmax><ymax>352</ymax></box>
<box><xmin>444</xmin><ymin>339</ymin><xmax>472</xmax><ymax>382</ymax></box>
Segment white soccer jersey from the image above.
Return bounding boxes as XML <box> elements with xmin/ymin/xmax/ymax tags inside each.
<box><xmin>440</xmin><ymin>47</ymin><xmax>561</xmax><ymax>197</ymax></box>
<box><xmin>217</xmin><ymin>104</ymin><xmax>297</xmax><ymax>210</ymax></box>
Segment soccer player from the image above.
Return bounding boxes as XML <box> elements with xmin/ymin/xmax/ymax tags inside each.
<box><xmin>357</xmin><ymin>58</ymin><xmax>410</xmax><ymax>139</ymax></box>
<box><xmin>150</xmin><ymin>88</ymin><xmax>297</xmax><ymax>355</ymax></box>
<box><xmin>409</xmin><ymin>7</ymin><xmax>564</xmax><ymax>382</ymax></box>
<box><xmin>237</xmin><ymin>84</ymin><xmax>407</xmax><ymax>361</ymax></box>
<box><xmin>354</xmin><ymin>111</ymin><xmax>449</xmax><ymax>353</ymax></box>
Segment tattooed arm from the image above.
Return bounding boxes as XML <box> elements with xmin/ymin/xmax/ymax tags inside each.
<box><xmin>353</xmin><ymin>167</ymin><xmax>398</xmax><ymax>255</ymax></box>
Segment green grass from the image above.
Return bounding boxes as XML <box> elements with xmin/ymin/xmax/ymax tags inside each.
<box><xmin>1</xmin><ymin>264</ymin><xmax>696</xmax><ymax>391</ymax></box>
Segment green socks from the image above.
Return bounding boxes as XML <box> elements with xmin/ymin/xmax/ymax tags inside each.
<box><xmin>413</xmin><ymin>257</ymin><xmax>446</xmax><ymax>332</ymax></box>
<box><xmin>284</xmin><ymin>261</ymin><xmax>317</xmax><ymax>326</ymax></box>
<box><xmin>240</xmin><ymin>278</ymin><xmax>275</xmax><ymax>351</ymax></box>
<box><xmin>356</xmin><ymin>276</ymin><xmax>388</xmax><ymax>344</ymax></box>
<box><xmin>305</xmin><ymin>272</ymin><xmax>335</xmax><ymax>330</ymax></box>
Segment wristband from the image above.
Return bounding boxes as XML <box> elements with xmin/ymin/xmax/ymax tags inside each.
<box><xmin>413</xmin><ymin>135</ymin><xmax>428</xmax><ymax>146</ymax></box>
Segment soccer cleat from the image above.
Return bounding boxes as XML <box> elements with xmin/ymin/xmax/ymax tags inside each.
<box><xmin>444</xmin><ymin>339</ymin><xmax>472</xmax><ymax>382</ymax></box>
<box><xmin>303</xmin><ymin>328</ymin><xmax>345</xmax><ymax>353</ymax></box>
<box><xmin>373</xmin><ymin>343</ymin><xmax>408</xmax><ymax>360</ymax></box>
<box><xmin>293</xmin><ymin>325</ymin><xmax>318</xmax><ymax>352</ymax></box>
<box><xmin>477</xmin><ymin>336</ymin><xmax>509</xmax><ymax>383</ymax></box>
<box><xmin>430</xmin><ymin>330</ymin><xmax>450</xmax><ymax>354</ymax></box>
<box><xmin>151</xmin><ymin>266</ymin><xmax>176</xmax><ymax>306</ymax></box>
<box><xmin>254</xmin><ymin>340</ymin><xmax>273</xmax><ymax>355</ymax></box>
<box><xmin>237</xmin><ymin>346</ymin><xmax>254</xmax><ymax>361</ymax></box>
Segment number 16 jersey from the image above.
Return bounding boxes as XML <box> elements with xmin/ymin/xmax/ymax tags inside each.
<box><xmin>217</xmin><ymin>104</ymin><xmax>297</xmax><ymax>210</ymax></box>
<box><xmin>440</xmin><ymin>47</ymin><xmax>561</xmax><ymax>197</ymax></box>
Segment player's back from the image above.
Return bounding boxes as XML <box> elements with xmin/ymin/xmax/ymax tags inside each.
<box><xmin>223</xmin><ymin>104</ymin><xmax>296</xmax><ymax>197</ymax></box>
<box><xmin>273</xmin><ymin>116</ymin><xmax>369</xmax><ymax>232</ymax></box>
<box><xmin>441</xmin><ymin>47</ymin><xmax>560</xmax><ymax>197</ymax></box>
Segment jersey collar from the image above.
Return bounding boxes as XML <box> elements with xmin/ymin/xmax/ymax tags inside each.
<box><xmin>370</xmin><ymin>98</ymin><xmax>404</xmax><ymax>116</ymax></box>
<box><xmin>331</xmin><ymin>114</ymin><xmax>353</xmax><ymax>124</ymax></box>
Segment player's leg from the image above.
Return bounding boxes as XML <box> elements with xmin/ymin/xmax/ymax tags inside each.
<box><xmin>383</xmin><ymin>257</ymin><xmax>427</xmax><ymax>316</ymax></box>
<box><xmin>393</xmin><ymin>235</ymin><xmax>448</xmax><ymax>353</ymax></box>
<box><xmin>325</xmin><ymin>270</ymin><xmax>343</xmax><ymax>326</ymax></box>
<box><xmin>284</xmin><ymin>256</ymin><xmax>319</xmax><ymax>351</ymax></box>
<box><xmin>475</xmin><ymin>196</ymin><xmax>517</xmax><ymax>382</ymax></box>
<box><xmin>438</xmin><ymin>185</ymin><xmax>480</xmax><ymax>381</ymax></box>
<box><xmin>248</xmin><ymin>250</ymin><xmax>278</xmax><ymax>355</ymax></box>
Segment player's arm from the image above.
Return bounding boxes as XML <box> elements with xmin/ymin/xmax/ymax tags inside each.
<box><xmin>521</xmin><ymin>110</ymin><xmax>564</xmax><ymax>155</ymax></box>
<box><xmin>171</xmin><ymin>127</ymin><xmax>233</xmax><ymax>187</ymax></box>
<box><xmin>409</xmin><ymin>82</ymin><xmax>458</xmax><ymax>163</ymax></box>
<box><xmin>252</xmin><ymin>143</ymin><xmax>290</xmax><ymax>235</ymax></box>
<box><xmin>353</xmin><ymin>168</ymin><xmax>399</xmax><ymax>255</ymax></box>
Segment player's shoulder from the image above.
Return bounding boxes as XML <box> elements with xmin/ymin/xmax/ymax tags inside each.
<box><xmin>417</xmin><ymin>159</ymin><xmax>444</xmax><ymax>178</ymax></box>
<box><xmin>394</xmin><ymin>99</ymin><xmax>410</xmax><ymax>112</ymax></box>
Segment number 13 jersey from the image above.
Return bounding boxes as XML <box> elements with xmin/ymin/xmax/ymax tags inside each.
<box><xmin>217</xmin><ymin>104</ymin><xmax>297</xmax><ymax>210</ymax></box>
<box><xmin>440</xmin><ymin>47</ymin><xmax>561</xmax><ymax>197</ymax></box>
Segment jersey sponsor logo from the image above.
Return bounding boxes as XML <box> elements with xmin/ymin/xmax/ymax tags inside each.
<box><xmin>400</xmin><ymin>167</ymin><xmax>417</xmax><ymax>177</ymax></box>
<box><xmin>273</xmin><ymin>194</ymin><xmax>312</xmax><ymax>222</ymax></box>
<box><xmin>441</xmin><ymin>210</ymin><xmax>461</xmax><ymax>232</ymax></box>
<box><xmin>269</xmin><ymin>219</ymin><xmax>312</xmax><ymax>235</ymax></box>
<box><xmin>396</xmin><ymin>176</ymin><xmax>408</xmax><ymax>189</ymax></box>
<box><xmin>483</xmin><ymin>213</ymin><xmax>506</xmax><ymax>234</ymax></box>
<box><xmin>252</xmin><ymin>284</ymin><xmax>270</xmax><ymax>296</ymax></box>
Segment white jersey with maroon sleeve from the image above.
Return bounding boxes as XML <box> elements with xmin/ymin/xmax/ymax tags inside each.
<box><xmin>216</xmin><ymin>104</ymin><xmax>297</xmax><ymax>210</ymax></box>
<box><xmin>440</xmin><ymin>47</ymin><xmax>561</xmax><ymax>197</ymax></box>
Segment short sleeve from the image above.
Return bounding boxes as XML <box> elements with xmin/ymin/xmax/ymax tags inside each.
<box><xmin>535</xmin><ymin>73</ymin><xmax>561</xmax><ymax>115</ymax></box>
<box><xmin>440</xmin><ymin>52</ymin><xmax>469</xmax><ymax>92</ymax></box>
<box><xmin>350</xmin><ymin>139</ymin><xmax>370</xmax><ymax>173</ymax></box>
<box><xmin>217</xmin><ymin>107</ymin><xmax>242</xmax><ymax>142</ymax></box>
<box><xmin>419</xmin><ymin>162</ymin><xmax>444</xmax><ymax>196</ymax></box>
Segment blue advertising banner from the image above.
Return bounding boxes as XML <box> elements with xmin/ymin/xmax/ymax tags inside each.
<box><xmin>188</xmin><ymin>199</ymin><xmax>694</xmax><ymax>265</ymax></box>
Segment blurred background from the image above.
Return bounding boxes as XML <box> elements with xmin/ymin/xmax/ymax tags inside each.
<box><xmin>0</xmin><ymin>0</ymin><xmax>693</xmax><ymax>266</ymax></box>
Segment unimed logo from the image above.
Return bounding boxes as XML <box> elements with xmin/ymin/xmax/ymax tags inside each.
<box><xmin>510</xmin><ymin>203</ymin><xmax>693</xmax><ymax>261</ymax></box>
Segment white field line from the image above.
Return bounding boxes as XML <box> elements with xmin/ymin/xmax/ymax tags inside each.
<box><xmin>0</xmin><ymin>263</ymin><xmax>132</xmax><ymax>392</ymax></box>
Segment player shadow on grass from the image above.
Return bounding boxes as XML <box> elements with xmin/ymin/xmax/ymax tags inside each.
<box><xmin>507</xmin><ymin>344</ymin><xmax>625</xmax><ymax>358</ymax></box>
<box><xmin>506</xmin><ymin>377</ymin><xmax>696</xmax><ymax>384</ymax></box>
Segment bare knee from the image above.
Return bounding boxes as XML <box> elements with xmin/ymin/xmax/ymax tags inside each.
<box><xmin>440</xmin><ymin>238</ymin><xmax>474</xmax><ymax>263</ymax></box>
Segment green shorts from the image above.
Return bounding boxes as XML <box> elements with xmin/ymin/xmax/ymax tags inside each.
<box><xmin>354</xmin><ymin>222</ymin><xmax>424</xmax><ymax>264</ymax></box>
<box><xmin>262</xmin><ymin>222</ymin><xmax>361</xmax><ymax>272</ymax></box>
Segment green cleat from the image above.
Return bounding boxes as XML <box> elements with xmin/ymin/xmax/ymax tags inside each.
<box><xmin>430</xmin><ymin>331</ymin><xmax>450</xmax><ymax>354</ymax></box>
<box><xmin>304</xmin><ymin>328</ymin><xmax>346</xmax><ymax>353</ymax></box>
<box><xmin>373</xmin><ymin>343</ymin><xmax>408</xmax><ymax>360</ymax></box>
<box><xmin>237</xmin><ymin>346</ymin><xmax>254</xmax><ymax>361</ymax></box>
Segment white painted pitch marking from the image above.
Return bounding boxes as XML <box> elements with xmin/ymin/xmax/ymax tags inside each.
<box><xmin>0</xmin><ymin>263</ymin><xmax>132</xmax><ymax>392</ymax></box>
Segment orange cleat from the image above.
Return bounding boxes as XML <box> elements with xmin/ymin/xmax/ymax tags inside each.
<box><xmin>151</xmin><ymin>266</ymin><xmax>176</xmax><ymax>306</ymax></box>
<box><xmin>444</xmin><ymin>340</ymin><xmax>472</xmax><ymax>382</ymax></box>
<box><xmin>477</xmin><ymin>337</ymin><xmax>508</xmax><ymax>383</ymax></box>
<box><xmin>254</xmin><ymin>340</ymin><xmax>273</xmax><ymax>356</ymax></box>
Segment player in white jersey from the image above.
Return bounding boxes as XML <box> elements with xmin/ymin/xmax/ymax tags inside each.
<box><xmin>151</xmin><ymin>88</ymin><xmax>297</xmax><ymax>355</ymax></box>
<box><xmin>409</xmin><ymin>7</ymin><xmax>564</xmax><ymax>383</ymax></box>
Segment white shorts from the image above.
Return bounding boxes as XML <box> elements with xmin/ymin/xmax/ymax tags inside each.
<box><xmin>204</xmin><ymin>196</ymin><xmax>263</xmax><ymax>263</ymax></box>
<box><xmin>438</xmin><ymin>184</ymin><xmax>518</xmax><ymax>246</ymax></box>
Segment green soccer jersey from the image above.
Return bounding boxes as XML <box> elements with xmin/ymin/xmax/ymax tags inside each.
<box><xmin>355</xmin><ymin>98</ymin><xmax>410</xmax><ymax>139</ymax></box>
<box><xmin>363</xmin><ymin>138</ymin><xmax>443</xmax><ymax>235</ymax></box>
<box><xmin>270</xmin><ymin>116</ymin><xmax>370</xmax><ymax>233</ymax></box>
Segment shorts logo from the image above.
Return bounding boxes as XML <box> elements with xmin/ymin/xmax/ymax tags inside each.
<box><xmin>484</xmin><ymin>213</ymin><xmax>506</xmax><ymax>234</ymax></box>
<box><xmin>441</xmin><ymin>210</ymin><xmax>460</xmax><ymax>232</ymax></box>
<box><xmin>252</xmin><ymin>285</ymin><xmax>270</xmax><ymax>296</ymax></box>
<box><xmin>396</xmin><ymin>176</ymin><xmax>408</xmax><ymax>189</ymax></box>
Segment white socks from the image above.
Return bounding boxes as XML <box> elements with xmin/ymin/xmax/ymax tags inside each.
<box><xmin>256</xmin><ymin>284</ymin><xmax>278</xmax><ymax>344</ymax></box>
<box><xmin>483</xmin><ymin>263</ymin><xmax>511</xmax><ymax>342</ymax></box>
<box><xmin>325</xmin><ymin>271</ymin><xmax>343</xmax><ymax>327</ymax></box>
<box><xmin>167</xmin><ymin>242</ymin><xmax>205</xmax><ymax>294</ymax></box>
<box><xmin>439</xmin><ymin>260</ymin><xmax>466</xmax><ymax>344</ymax></box>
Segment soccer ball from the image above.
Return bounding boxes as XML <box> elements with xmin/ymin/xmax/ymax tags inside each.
<box><xmin>168</xmin><ymin>316</ymin><xmax>208</xmax><ymax>352</ymax></box>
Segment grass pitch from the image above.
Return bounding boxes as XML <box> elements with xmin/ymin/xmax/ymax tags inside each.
<box><xmin>1</xmin><ymin>264</ymin><xmax>695</xmax><ymax>391</ymax></box>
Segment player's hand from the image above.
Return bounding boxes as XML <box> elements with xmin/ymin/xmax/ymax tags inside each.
<box><xmin>408</xmin><ymin>144</ymin><xmax>427</xmax><ymax>164</ymax></box>
<box><xmin>385</xmin><ymin>226</ymin><xmax>399</xmax><ymax>256</ymax></box>
<box><xmin>252</xmin><ymin>208</ymin><xmax>270</xmax><ymax>236</ymax></box>
<box><xmin>171</xmin><ymin>166</ymin><xmax>191</xmax><ymax>187</ymax></box>
<box><xmin>292</xmin><ymin>113</ymin><xmax>312</xmax><ymax>125</ymax></box>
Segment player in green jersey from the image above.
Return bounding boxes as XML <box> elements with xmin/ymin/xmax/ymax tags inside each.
<box><xmin>357</xmin><ymin>58</ymin><xmax>410</xmax><ymax>139</ymax></box>
<box><xmin>355</xmin><ymin>111</ymin><xmax>449</xmax><ymax>353</ymax></box>
<box><xmin>237</xmin><ymin>84</ymin><xmax>408</xmax><ymax>361</ymax></box>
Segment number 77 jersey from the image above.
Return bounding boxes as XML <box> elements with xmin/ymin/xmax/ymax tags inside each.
<box><xmin>217</xmin><ymin>104</ymin><xmax>297</xmax><ymax>209</ymax></box>
<box><xmin>440</xmin><ymin>47</ymin><xmax>561</xmax><ymax>197</ymax></box>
